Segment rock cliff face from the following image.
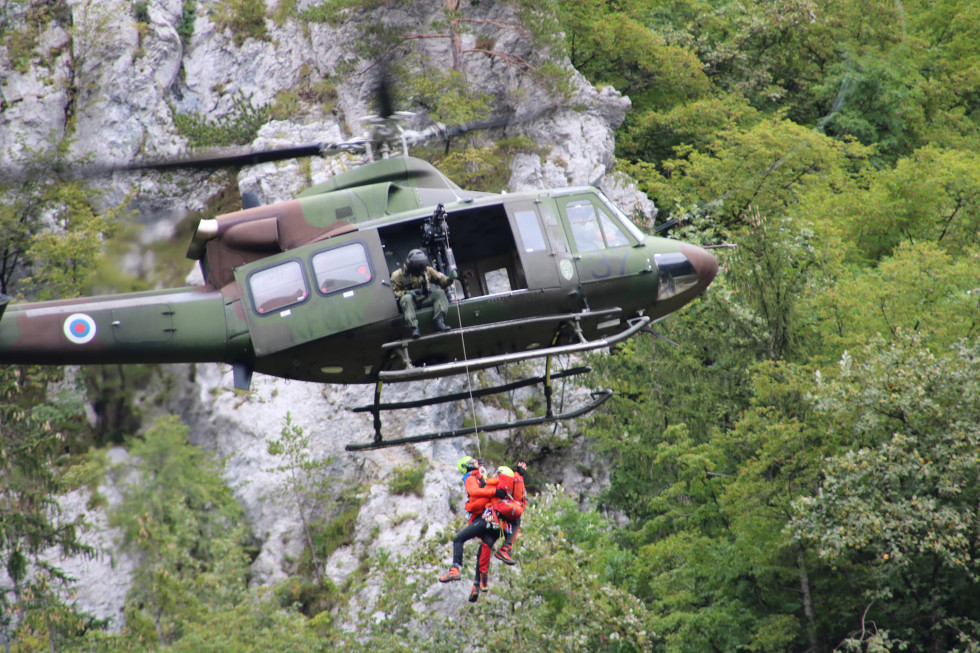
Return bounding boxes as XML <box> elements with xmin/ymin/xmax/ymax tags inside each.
<box><xmin>2</xmin><ymin>0</ymin><xmax>648</xmax><ymax>626</ymax></box>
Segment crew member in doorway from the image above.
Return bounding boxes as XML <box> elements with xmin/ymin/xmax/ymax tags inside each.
<box><xmin>391</xmin><ymin>248</ymin><xmax>456</xmax><ymax>338</ymax></box>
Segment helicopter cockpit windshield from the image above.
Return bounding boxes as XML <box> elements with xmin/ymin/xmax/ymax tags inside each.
<box><xmin>596</xmin><ymin>191</ymin><xmax>648</xmax><ymax>244</ymax></box>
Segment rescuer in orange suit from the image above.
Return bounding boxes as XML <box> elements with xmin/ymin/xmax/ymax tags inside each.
<box><xmin>438</xmin><ymin>455</ymin><xmax>505</xmax><ymax>603</ymax></box>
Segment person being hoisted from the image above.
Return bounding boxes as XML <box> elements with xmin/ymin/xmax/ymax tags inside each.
<box><xmin>438</xmin><ymin>455</ymin><xmax>504</xmax><ymax>603</ymax></box>
<box><xmin>486</xmin><ymin>461</ymin><xmax>527</xmax><ymax>566</ymax></box>
<box><xmin>390</xmin><ymin>248</ymin><xmax>456</xmax><ymax>339</ymax></box>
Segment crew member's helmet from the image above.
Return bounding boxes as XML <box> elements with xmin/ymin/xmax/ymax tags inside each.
<box><xmin>405</xmin><ymin>249</ymin><xmax>429</xmax><ymax>275</ymax></box>
<box><xmin>457</xmin><ymin>456</ymin><xmax>479</xmax><ymax>474</ymax></box>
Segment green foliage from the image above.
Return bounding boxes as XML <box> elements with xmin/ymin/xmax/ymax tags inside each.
<box><xmin>177</xmin><ymin>1</ymin><xmax>197</xmax><ymax>46</ymax></box>
<box><xmin>132</xmin><ymin>0</ymin><xmax>149</xmax><ymax>24</ymax></box>
<box><xmin>211</xmin><ymin>0</ymin><xmax>267</xmax><ymax>46</ymax></box>
<box><xmin>406</xmin><ymin>65</ymin><xmax>491</xmax><ymax>126</ymax></box>
<box><xmin>0</xmin><ymin>139</ymin><xmax>118</xmax><ymax>647</ymax></box>
<box><xmin>172</xmin><ymin>94</ymin><xmax>270</xmax><ymax>148</ymax></box>
<box><xmin>387</xmin><ymin>462</ymin><xmax>427</xmax><ymax>497</ymax></box>
<box><xmin>812</xmin><ymin>241</ymin><xmax>980</xmax><ymax>356</ymax></box>
<box><xmin>430</xmin><ymin>135</ymin><xmax>544</xmax><ymax>192</ymax></box>
<box><xmin>1</xmin><ymin>0</ymin><xmax>70</xmax><ymax>73</ymax></box>
<box><xmin>309</xmin><ymin>498</ymin><xmax>363</xmax><ymax>565</ymax></box>
<box><xmin>168</xmin><ymin>591</ymin><xmax>329</xmax><ymax>652</ymax></box>
<box><xmin>723</xmin><ymin>213</ymin><xmax>820</xmax><ymax>362</ymax></box>
<box><xmin>789</xmin><ymin>336</ymin><xmax>980</xmax><ymax>651</ymax></box>
<box><xmin>805</xmin><ymin>144</ymin><xmax>980</xmax><ymax>263</ymax></box>
<box><xmin>559</xmin><ymin>2</ymin><xmax>710</xmax><ymax>112</ymax></box>
<box><xmin>270</xmin><ymin>0</ymin><xmax>297</xmax><ymax>27</ymax></box>
<box><xmin>619</xmin><ymin>93</ymin><xmax>759</xmax><ymax>167</ymax></box>
<box><xmin>0</xmin><ymin>367</ymin><xmax>95</xmax><ymax>647</ymax></box>
<box><xmin>274</xmin><ymin>576</ymin><xmax>341</xmax><ymax>619</ymax></box>
<box><xmin>25</xmin><ymin>181</ymin><xmax>122</xmax><ymax>300</ymax></box>
<box><xmin>109</xmin><ymin>415</ymin><xmax>251</xmax><ymax>646</ymax></box>
<box><xmin>643</xmin><ymin>118</ymin><xmax>871</xmax><ymax>228</ymax></box>
<box><xmin>0</xmin><ymin>144</ymin><xmax>124</xmax><ymax>298</ymax></box>
<box><xmin>266</xmin><ymin>413</ymin><xmax>335</xmax><ymax>583</ymax></box>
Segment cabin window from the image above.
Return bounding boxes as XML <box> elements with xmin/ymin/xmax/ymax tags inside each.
<box><xmin>311</xmin><ymin>242</ymin><xmax>373</xmax><ymax>295</ymax></box>
<box><xmin>515</xmin><ymin>210</ymin><xmax>547</xmax><ymax>253</ymax></box>
<box><xmin>249</xmin><ymin>260</ymin><xmax>309</xmax><ymax>314</ymax></box>
<box><xmin>598</xmin><ymin>212</ymin><xmax>632</xmax><ymax>248</ymax></box>
<box><xmin>485</xmin><ymin>267</ymin><xmax>512</xmax><ymax>294</ymax></box>
<box><xmin>567</xmin><ymin>202</ymin><xmax>605</xmax><ymax>253</ymax></box>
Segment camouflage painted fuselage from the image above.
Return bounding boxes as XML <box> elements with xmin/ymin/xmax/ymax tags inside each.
<box><xmin>0</xmin><ymin>157</ymin><xmax>717</xmax><ymax>387</ymax></box>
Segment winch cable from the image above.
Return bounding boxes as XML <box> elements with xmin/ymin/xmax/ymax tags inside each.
<box><xmin>449</xmin><ymin>274</ymin><xmax>482</xmax><ymax>459</ymax></box>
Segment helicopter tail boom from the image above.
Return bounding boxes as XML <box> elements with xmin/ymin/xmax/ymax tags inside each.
<box><xmin>0</xmin><ymin>288</ymin><xmax>237</xmax><ymax>366</ymax></box>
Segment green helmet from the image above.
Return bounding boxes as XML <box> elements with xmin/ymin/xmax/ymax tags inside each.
<box><xmin>457</xmin><ymin>456</ymin><xmax>478</xmax><ymax>474</ymax></box>
<box><xmin>496</xmin><ymin>466</ymin><xmax>514</xmax><ymax>477</ymax></box>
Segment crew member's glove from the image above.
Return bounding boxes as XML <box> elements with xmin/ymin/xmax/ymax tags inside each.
<box><xmin>516</xmin><ymin>461</ymin><xmax>527</xmax><ymax>476</ymax></box>
<box><xmin>495</xmin><ymin>488</ymin><xmax>508</xmax><ymax>499</ymax></box>
<box><xmin>450</xmin><ymin>269</ymin><xmax>458</xmax><ymax>280</ymax></box>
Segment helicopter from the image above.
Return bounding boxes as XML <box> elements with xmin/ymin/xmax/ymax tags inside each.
<box><xmin>0</xmin><ymin>99</ymin><xmax>718</xmax><ymax>451</ymax></box>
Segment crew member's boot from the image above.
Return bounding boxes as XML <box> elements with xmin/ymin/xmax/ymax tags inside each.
<box><xmin>433</xmin><ymin>313</ymin><xmax>452</xmax><ymax>333</ymax></box>
<box><xmin>410</xmin><ymin>325</ymin><xmax>421</xmax><ymax>339</ymax></box>
<box><xmin>468</xmin><ymin>583</ymin><xmax>480</xmax><ymax>603</ymax></box>
<box><xmin>439</xmin><ymin>566</ymin><xmax>461</xmax><ymax>583</ymax></box>
<box><xmin>494</xmin><ymin>546</ymin><xmax>516</xmax><ymax>565</ymax></box>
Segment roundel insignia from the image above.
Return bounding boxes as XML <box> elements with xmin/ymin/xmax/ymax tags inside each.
<box><xmin>63</xmin><ymin>313</ymin><xmax>97</xmax><ymax>344</ymax></box>
<box><xmin>559</xmin><ymin>259</ymin><xmax>575</xmax><ymax>281</ymax></box>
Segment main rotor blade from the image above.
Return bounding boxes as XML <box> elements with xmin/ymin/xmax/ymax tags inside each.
<box><xmin>441</xmin><ymin>113</ymin><xmax>514</xmax><ymax>140</ymax></box>
<box><xmin>98</xmin><ymin>143</ymin><xmax>331</xmax><ymax>174</ymax></box>
<box><xmin>376</xmin><ymin>69</ymin><xmax>395</xmax><ymax>120</ymax></box>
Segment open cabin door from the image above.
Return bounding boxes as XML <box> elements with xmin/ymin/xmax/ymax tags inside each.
<box><xmin>235</xmin><ymin>230</ymin><xmax>396</xmax><ymax>356</ymax></box>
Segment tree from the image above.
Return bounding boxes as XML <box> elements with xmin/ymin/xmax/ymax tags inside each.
<box><xmin>811</xmin><ymin>240</ymin><xmax>980</xmax><ymax>357</ymax></box>
<box><xmin>0</xmin><ymin>369</ymin><xmax>96</xmax><ymax>650</ymax></box>
<box><xmin>108</xmin><ymin>415</ymin><xmax>250</xmax><ymax>646</ymax></box>
<box><xmin>265</xmin><ymin>413</ymin><xmax>334</xmax><ymax>585</ymax></box>
<box><xmin>790</xmin><ymin>336</ymin><xmax>980</xmax><ymax>651</ymax></box>
<box><xmin>0</xmin><ymin>141</ymin><xmax>118</xmax><ymax>649</ymax></box>
<box><xmin>810</xmin><ymin>145</ymin><xmax>980</xmax><ymax>264</ymax></box>
<box><xmin>559</xmin><ymin>1</ymin><xmax>710</xmax><ymax>112</ymax></box>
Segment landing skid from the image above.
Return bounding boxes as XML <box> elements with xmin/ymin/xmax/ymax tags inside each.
<box><xmin>345</xmin><ymin>389</ymin><xmax>611</xmax><ymax>452</ymax></box>
<box><xmin>346</xmin><ymin>361</ymin><xmax>608</xmax><ymax>451</ymax></box>
<box><xmin>344</xmin><ymin>311</ymin><xmax>649</xmax><ymax>452</ymax></box>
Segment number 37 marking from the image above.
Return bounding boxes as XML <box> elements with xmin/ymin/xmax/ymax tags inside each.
<box><xmin>588</xmin><ymin>253</ymin><xmax>628</xmax><ymax>279</ymax></box>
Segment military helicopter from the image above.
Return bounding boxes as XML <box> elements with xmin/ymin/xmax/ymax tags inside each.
<box><xmin>0</xmin><ymin>90</ymin><xmax>718</xmax><ymax>451</ymax></box>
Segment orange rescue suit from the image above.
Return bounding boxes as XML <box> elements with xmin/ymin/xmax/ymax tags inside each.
<box><xmin>463</xmin><ymin>471</ymin><xmax>498</xmax><ymax>515</ymax></box>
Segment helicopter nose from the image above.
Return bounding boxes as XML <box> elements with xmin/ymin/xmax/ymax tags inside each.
<box><xmin>679</xmin><ymin>243</ymin><xmax>718</xmax><ymax>292</ymax></box>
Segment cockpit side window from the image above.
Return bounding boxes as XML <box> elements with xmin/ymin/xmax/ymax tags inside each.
<box><xmin>248</xmin><ymin>260</ymin><xmax>309</xmax><ymax>314</ymax></box>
